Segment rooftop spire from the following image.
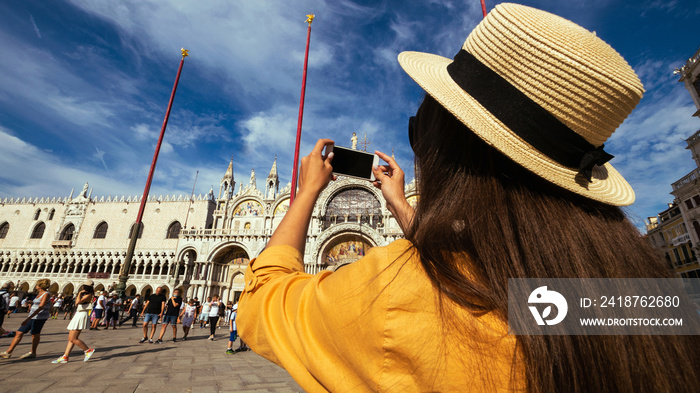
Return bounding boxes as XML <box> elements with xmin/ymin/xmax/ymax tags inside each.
<box><xmin>267</xmin><ymin>155</ymin><xmax>278</xmax><ymax>180</ymax></box>
<box><xmin>223</xmin><ymin>155</ymin><xmax>234</xmax><ymax>181</ymax></box>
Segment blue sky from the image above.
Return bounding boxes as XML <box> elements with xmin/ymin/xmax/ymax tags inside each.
<box><xmin>0</xmin><ymin>0</ymin><xmax>699</xmax><ymax>231</ymax></box>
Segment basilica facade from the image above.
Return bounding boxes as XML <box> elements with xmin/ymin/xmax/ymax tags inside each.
<box><xmin>0</xmin><ymin>155</ymin><xmax>417</xmax><ymax>304</ymax></box>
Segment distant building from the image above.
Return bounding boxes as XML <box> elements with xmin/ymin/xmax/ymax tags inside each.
<box><xmin>645</xmin><ymin>203</ymin><xmax>692</xmax><ymax>268</ymax></box>
<box><xmin>647</xmin><ymin>46</ymin><xmax>700</xmax><ymax>301</ymax></box>
<box><xmin>0</xmin><ymin>137</ymin><xmax>416</xmax><ymax>304</ymax></box>
<box><xmin>675</xmin><ymin>46</ymin><xmax>700</xmax><ymax>118</ymax></box>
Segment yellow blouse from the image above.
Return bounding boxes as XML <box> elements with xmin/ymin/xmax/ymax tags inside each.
<box><xmin>238</xmin><ymin>239</ymin><xmax>524</xmax><ymax>392</ymax></box>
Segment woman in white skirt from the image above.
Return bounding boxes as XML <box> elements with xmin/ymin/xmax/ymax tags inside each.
<box><xmin>52</xmin><ymin>282</ymin><xmax>96</xmax><ymax>363</ymax></box>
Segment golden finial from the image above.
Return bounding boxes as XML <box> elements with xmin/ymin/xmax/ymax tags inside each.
<box><xmin>181</xmin><ymin>48</ymin><xmax>190</xmax><ymax>59</ymax></box>
<box><xmin>306</xmin><ymin>14</ymin><xmax>315</xmax><ymax>26</ymax></box>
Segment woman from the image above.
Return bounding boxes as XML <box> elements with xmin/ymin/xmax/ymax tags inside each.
<box><xmin>237</xmin><ymin>4</ymin><xmax>699</xmax><ymax>392</ymax></box>
<box><xmin>198</xmin><ymin>296</ymin><xmax>211</xmax><ymax>329</ymax></box>
<box><xmin>62</xmin><ymin>295</ymin><xmax>75</xmax><ymax>320</ymax></box>
<box><xmin>8</xmin><ymin>291</ymin><xmax>19</xmax><ymax>315</ymax></box>
<box><xmin>0</xmin><ymin>279</ymin><xmax>51</xmax><ymax>359</ymax></box>
<box><xmin>51</xmin><ymin>295</ymin><xmax>63</xmax><ymax>319</ymax></box>
<box><xmin>179</xmin><ymin>298</ymin><xmax>198</xmax><ymax>340</ymax></box>
<box><xmin>207</xmin><ymin>295</ymin><xmax>223</xmax><ymax>341</ymax></box>
<box><xmin>52</xmin><ymin>282</ymin><xmax>96</xmax><ymax>363</ymax></box>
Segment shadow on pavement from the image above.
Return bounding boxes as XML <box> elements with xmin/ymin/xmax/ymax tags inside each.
<box><xmin>97</xmin><ymin>346</ymin><xmax>175</xmax><ymax>361</ymax></box>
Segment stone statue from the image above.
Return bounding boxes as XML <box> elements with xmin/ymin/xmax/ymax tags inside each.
<box><xmin>351</xmin><ymin>132</ymin><xmax>358</xmax><ymax>150</ymax></box>
<box><xmin>80</xmin><ymin>182</ymin><xmax>89</xmax><ymax>197</ymax></box>
<box><xmin>250</xmin><ymin>169</ymin><xmax>256</xmax><ymax>188</ymax></box>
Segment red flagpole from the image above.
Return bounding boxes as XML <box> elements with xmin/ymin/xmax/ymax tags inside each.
<box><xmin>480</xmin><ymin>0</ymin><xmax>487</xmax><ymax>17</ymax></box>
<box><xmin>290</xmin><ymin>14</ymin><xmax>315</xmax><ymax>204</ymax></box>
<box><xmin>117</xmin><ymin>48</ymin><xmax>189</xmax><ymax>297</ymax></box>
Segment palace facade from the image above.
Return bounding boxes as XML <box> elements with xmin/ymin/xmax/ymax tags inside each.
<box><xmin>0</xmin><ymin>155</ymin><xmax>417</xmax><ymax>304</ymax></box>
<box><xmin>646</xmin><ymin>46</ymin><xmax>700</xmax><ymax>302</ymax></box>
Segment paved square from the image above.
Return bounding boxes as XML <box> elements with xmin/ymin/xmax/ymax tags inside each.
<box><xmin>0</xmin><ymin>316</ymin><xmax>303</xmax><ymax>393</ymax></box>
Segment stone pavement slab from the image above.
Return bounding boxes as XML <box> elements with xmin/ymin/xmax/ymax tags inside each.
<box><xmin>0</xmin><ymin>316</ymin><xmax>303</xmax><ymax>393</ymax></box>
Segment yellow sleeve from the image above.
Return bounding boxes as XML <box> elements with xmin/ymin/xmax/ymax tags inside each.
<box><xmin>237</xmin><ymin>244</ymin><xmax>394</xmax><ymax>392</ymax></box>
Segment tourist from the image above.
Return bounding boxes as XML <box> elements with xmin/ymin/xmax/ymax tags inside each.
<box><xmin>225</xmin><ymin>305</ymin><xmax>237</xmax><ymax>354</ymax></box>
<box><xmin>155</xmin><ymin>289</ymin><xmax>182</xmax><ymax>343</ymax></box>
<box><xmin>51</xmin><ymin>295</ymin><xmax>63</xmax><ymax>319</ymax></box>
<box><xmin>8</xmin><ymin>291</ymin><xmax>19</xmax><ymax>316</ymax></box>
<box><xmin>0</xmin><ymin>283</ymin><xmax>13</xmax><ymax>337</ymax></box>
<box><xmin>0</xmin><ymin>279</ymin><xmax>51</xmax><ymax>359</ymax></box>
<box><xmin>62</xmin><ymin>295</ymin><xmax>75</xmax><ymax>320</ymax></box>
<box><xmin>207</xmin><ymin>295</ymin><xmax>223</xmax><ymax>341</ymax></box>
<box><xmin>119</xmin><ymin>294</ymin><xmax>140</xmax><ymax>327</ymax></box>
<box><xmin>104</xmin><ymin>293</ymin><xmax>122</xmax><ymax>330</ymax></box>
<box><xmin>51</xmin><ymin>282</ymin><xmax>96</xmax><ymax>363</ymax></box>
<box><xmin>232</xmin><ymin>304</ymin><xmax>249</xmax><ymax>353</ymax></box>
<box><xmin>198</xmin><ymin>296</ymin><xmax>211</xmax><ymax>329</ymax></box>
<box><xmin>20</xmin><ymin>297</ymin><xmax>29</xmax><ymax>313</ymax></box>
<box><xmin>179</xmin><ymin>299</ymin><xmax>197</xmax><ymax>340</ymax></box>
<box><xmin>90</xmin><ymin>291</ymin><xmax>107</xmax><ymax>330</ymax></box>
<box><xmin>235</xmin><ymin>4</ymin><xmax>700</xmax><ymax>391</ymax></box>
<box><xmin>139</xmin><ymin>287</ymin><xmax>165</xmax><ymax>343</ymax></box>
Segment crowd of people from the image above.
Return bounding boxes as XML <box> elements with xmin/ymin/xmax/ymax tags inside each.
<box><xmin>0</xmin><ymin>281</ymin><xmax>248</xmax><ymax>363</ymax></box>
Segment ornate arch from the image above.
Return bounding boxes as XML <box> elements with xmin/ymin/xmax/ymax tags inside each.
<box><xmin>59</xmin><ymin>282</ymin><xmax>76</xmax><ymax>295</ymax></box>
<box><xmin>206</xmin><ymin>241</ymin><xmax>252</xmax><ymax>263</ymax></box>
<box><xmin>125</xmin><ymin>284</ymin><xmax>137</xmax><ymax>297</ymax></box>
<box><xmin>272</xmin><ymin>197</ymin><xmax>290</xmax><ymax>216</ymax></box>
<box><xmin>176</xmin><ymin>246</ymin><xmax>198</xmax><ymax>262</ymax></box>
<box><xmin>17</xmin><ymin>281</ymin><xmax>30</xmax><ymax>292</ymax></box>
<box><xmin>138</xmin><ymin>284</ymin><xmax>153</xmax><ymax>297</ymax></box>
<box><xmin>229</xmin><ymin>198</ymin><xmax>265</xmax><ymax>218</ymax></box>
<box><xmin>310</xmin><ymin>223</ymin><xmax>386</xmax><ymax>264</ymax></box>
<box><xmin>316</xmin><ymin>179</ymin><xmax>386</xmax><ymax>217</ymax></box>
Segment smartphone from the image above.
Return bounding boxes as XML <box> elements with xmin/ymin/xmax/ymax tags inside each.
<box><xmin>326</xmin><ymin>145</ymin><xmax>379</xmax><ymax>181</ymax></box>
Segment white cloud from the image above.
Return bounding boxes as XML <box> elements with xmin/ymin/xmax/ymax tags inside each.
<box><xmin>65</xmin><ymin>0</ymin><xmax>332</xmax><ymax>107</ymax></box>
<box><xmin>606</xmin><ymin>85</ymin><xmax>700</xmax><ymax>230</ymax></box>
<box><xmin>29</xmin><ymin>14</ymin><xmax>41</xmax><ymax>39</ymax></box>
<box><xmin>0</xmin><ymin>127</ymin><xmax>137</xmax><ymax>199</ymax></box>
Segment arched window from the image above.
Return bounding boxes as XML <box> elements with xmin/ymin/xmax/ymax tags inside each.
<box><xmin>34</xmin><ymin>209</ymin><xmax>41</xmax><ymax>220</ymax></box>
<box><xmin>128</xmin><ymin>222</ymin><xmax>144</xmax><ymax>239</ymax></box>
<box><xmin>166</xmin><ymin>221</ymin><xmax>181</xmax><ymax>239</ymax></box>
<box><xmin>30</xmin><ymin>222</ymin><xmax>46</xmax><ymax>239</ymax></box>
<box><xmin>48</xmin><ymin>209</ymin><xmax>55</xmax><ymax>220</ymax></box>
<box><xmin>0</xmin><ymin>222</ymin><xmax>8</xmax><ymax>239</ymax></box>
<box><xmin>60</xmin><ymin>224</ymin><xmax>75</xmax><ymax>241</ymax></box>
<box><xmin>94</xmin><ymin>222</ymin><xmax>108</xmax><ymax>239</ymax></box>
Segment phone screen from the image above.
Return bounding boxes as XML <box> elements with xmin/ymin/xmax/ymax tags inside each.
<box><xmin>330</xmin><ymin>146</ymin><xmax>375</xmax><ymax>180</ymax></box>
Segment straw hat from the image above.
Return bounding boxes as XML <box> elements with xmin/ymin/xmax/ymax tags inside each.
<box><xmin>398</xmin><ymin>3</ymin><xmax>643</xmax><ymax>206</ymax></box>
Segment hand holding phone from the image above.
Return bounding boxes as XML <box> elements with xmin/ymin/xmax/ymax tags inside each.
<box><xmin>372</xmin><ymin>150</ymin><xmax>415</xmax><ymax>233</ymax></box>
<box><xmin>299</xmin><ymin>139</ymin><xmax>335</xmax><ymax>196</ymax></box>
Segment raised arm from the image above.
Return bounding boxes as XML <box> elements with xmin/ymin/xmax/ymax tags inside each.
<box><xmin>372</xmin><ymin>150</ymin><xmax>415</xmax><ymax>233</ymax></box>
<box><xmin>267</xmin><ymin>139</ymin><xmax>334</xmax><ymax>253</ymax></box>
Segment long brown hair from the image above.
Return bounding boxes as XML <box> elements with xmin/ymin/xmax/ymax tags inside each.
<box><xmin>408</xmin><ymin>94</ymin><xmax>699</xmax><ymax>393</ymax></box>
